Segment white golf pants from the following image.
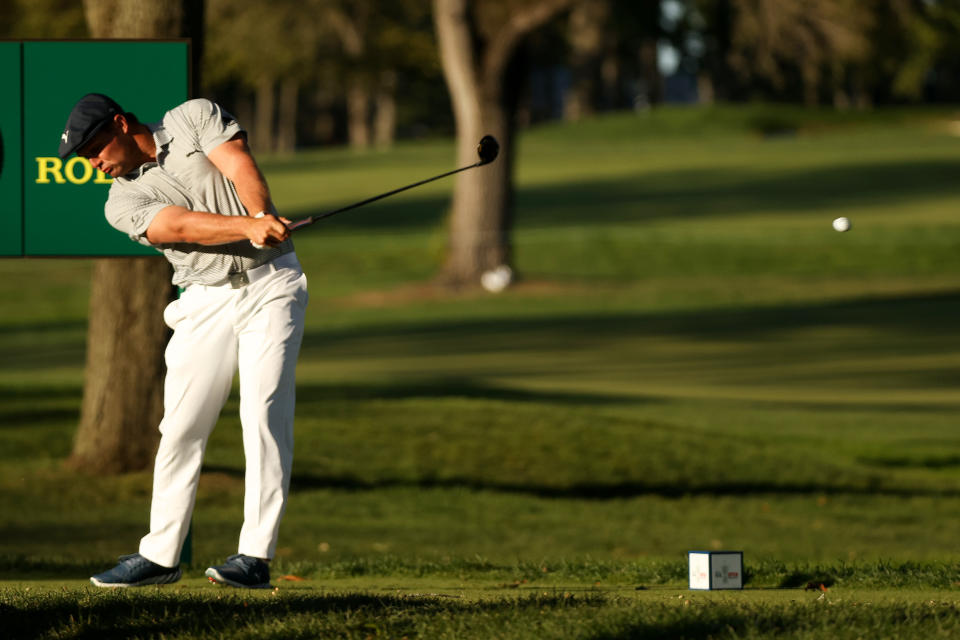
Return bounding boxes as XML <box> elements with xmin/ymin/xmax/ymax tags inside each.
<box><xmin>139</xmin><ymin>254</ymin><xmax>308</xmax><ymax>568</ymax></box>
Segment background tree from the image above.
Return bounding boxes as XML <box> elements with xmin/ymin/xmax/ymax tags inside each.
<box><xmin>0</xmin><ymin>0</ymin><xmax>85</xmax><ymax>37</ymax></box>
<box><xmin>726</xmin><ymin>0</ymin><xmax>873</xmax><ymax>107</ymax></box>
<box><xmin>204</xmin><ymin>0</ymin><xmax>327</xmax><ymax>154</ymax></box>
<box><xmin>563</xmin><ymin>0</ymin><xmax>611</xmax><ymax>120</ymax></box>
<box><xmin>693</xmin><ymin>0</ymin><xmax>735</xmax><ymax>102</ymax></box>
<box><xmin>874</xmin><ymin>0</ymin><xmax>960</xmax><ymax>103</ymax></box>
<box><xmin>203</xmin><ymin>0</ymin><xmax>438</xmax><ymax>152</ymax></box>
<box><xmin>325</xmin><ymin>0</ymin><xmax>438</xmax><ymax>148</ymax></box>
<box><xmin>561</xmin><ymin>2</ymin><xmax>664</xmax><ymax>117</ymax></box>
<box><xmin>433</xmin><ymin>0</ymin><xmax>580</xmax><ymax>288</ymax></box>
<box><xmin>67</xmin><ymin>0</ymin><xmax>204</xmax><ymax>474</ymax></box>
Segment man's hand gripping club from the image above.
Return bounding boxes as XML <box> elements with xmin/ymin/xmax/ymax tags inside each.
<box><xmin>248</xmin><ymin>211</ymin><xmax>290</xmax><ymax>249</ymax></box>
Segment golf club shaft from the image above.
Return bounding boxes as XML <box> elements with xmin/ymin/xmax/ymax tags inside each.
<box><xmin>286</xmin><ymin>160</ymin><xmax>484</xmax><ymax>232</ymax></box>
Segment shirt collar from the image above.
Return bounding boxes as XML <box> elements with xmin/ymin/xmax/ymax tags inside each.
<box><xmin>119</xmin><ymin>161</ymin><xmax>159</xmax><ymax>181</ymax></box>
<box><xmin>120</xmin><ymin>121</ymin><xmax>169</xmax><ymax>180</ymax></box>
<box><xmin>151</xmin><ymin>120</ymin><xmax>173</xmax><ymax>149</ymax></box>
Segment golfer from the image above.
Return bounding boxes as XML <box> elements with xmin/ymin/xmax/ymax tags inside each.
<box><xmin>59</xmin><ymin>94</ymin><xmax>308</xmax><ymax>588</ymax></box>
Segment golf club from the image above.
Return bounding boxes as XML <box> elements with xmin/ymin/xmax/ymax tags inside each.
<box><xmin>284</xmin><ymin>135</ymin><xmax>500</xmax><ymax>233</ymax></box>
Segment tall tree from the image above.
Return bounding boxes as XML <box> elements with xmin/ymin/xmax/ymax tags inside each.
<box><xmin>694</xmin><ymin>0</ymin><xmax>736</xmax><ymax>102</ymax></box>
<box><xmin>880</xmin><ymin>0</ymin><xmax>960</xmax><ymax>102</ymax></box>
<box><xmin>205</xmin><ymin>0</ymin><xmax>331</xmax><ymax>151</ymax></box>
<box><xmin>328</xmin><ymin>1</ymin><xmax>376</xmax><ymax>148</ymax></box>
<box><xmin>433</xmin><ymin>0</ymin><xmax>579</xmax><ymax>287</ymax></box>
<box><xmin>204</xmin><ymin>0</ymin><xmax>325</xmax><ymax>154</ymax></box>
<box><xmin>68</xmin><ymin>0</ymin><xmax>203</xmax><ymax>474</ymax></box>
<box><xmin>726</xmin><ymin>0</ymin><xmax>872</xmax><ymax>106</ymax></box>
<box><xmin>326</xmin><ymin>0</ymin><xmax>437</xmax><ymax>148</ymax></box>
<box><xmin>564</xmin><ymin>0</ymin><xmax>611</xmax><ymax>120</ymax></box>
<box><xmin>204</xmin><ymin>0</ymin><xmax>435</xmax><ymax>152</ymax></box>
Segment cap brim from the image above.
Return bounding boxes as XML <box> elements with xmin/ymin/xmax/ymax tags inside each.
<box><xmin>58</xmin><ymin>117</ymin><xmax>111</xmax><ymax>159</ymax></box>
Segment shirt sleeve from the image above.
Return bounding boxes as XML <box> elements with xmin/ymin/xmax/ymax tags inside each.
<box><xmin>175</xmin><ymin>98</ymin><xmax>245</xmax><ymax>155</ymax></box>
<box><xmin>104</xmin><ymin>182</ymin><xmax>169</xmax><ymax>247</ymax></box>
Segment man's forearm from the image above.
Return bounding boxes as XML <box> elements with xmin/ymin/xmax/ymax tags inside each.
<box><xmin>148</xmin><ymin>207</ymin><xmax>256</xmax><ymax>245</ymax></box>
<box><xmin>145</xmin><ymin>205</ymin><xmax>289</xmax><ymax>247</ymax></box>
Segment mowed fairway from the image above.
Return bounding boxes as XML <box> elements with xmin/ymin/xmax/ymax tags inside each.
<box><xmin>2</xmin><ymin>106</ymin><xmax>960</xmax><ymax>637</ymax></box>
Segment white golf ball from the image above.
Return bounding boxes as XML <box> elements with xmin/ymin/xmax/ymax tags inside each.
<box><xmin>480</xmin><ymin>265</ymin><xmax>513</xmax><ymax>293</ymax></box>
<box><xmin>832</xmin><ymin>217</ymin><xmax>851</xmax><ymax>232</ymax></box>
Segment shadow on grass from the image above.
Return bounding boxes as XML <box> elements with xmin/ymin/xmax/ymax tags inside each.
<box><xmin>295</xmin><ymin>378</ymin><xmax>652</xmax><ymax>407</ymax></box>
<box><xmin>190</xmin><ymin>464</ymin><xmax>960</xmax><ymax>501</ymax></box>
<box><xmin>0</xmin><ymin>385</ymin><xmax>83</xmax><ymax>429</ymax></box>
<box><xmin>304</xmin><ymin>290</ymin><xmax>960</xmax><ymax>351</ymax></box>
<box><xmin>583</xmin><ymin>605</ymin><xmax>953</xmax><ymax>640</ymax></box>
<box><xmin>2</xmin><ymin>590</ymin><xmax>598</xmax><ymax>640</ymax></box>
<box><xmin>515</xmin><ymin>158</ymin><xmax>960</xmax><ymax>227</ymax></box>
<box><xmin>0</xmin><ymin>320</ymin><xmax>88</xmax><ymax>372</ymax></box>
<box><xmin>0</xmin><ymin>554</ymin><xmax>109</xmax><ymax>579</ymax></box>
<box><xmin>290</xmin><ymin>157</ymin><xmax>960</xmax><ymax>232</ymax></box>
<box><xmin>859</xmin><ymin>454</ymin><xmax>960</xmax><ymax>470</ymax></box>
<box><xmin>0</xmin><ymin>407</ymin><xmax>80</xmax><ymax>426</ymax></box>
<box><xmin>299</xmin><ymin>290</ymin><xmax>960</xmax><ymax>398</ymax></box>
<box><xmin>4</xmin><ymin>587</ymin><xmax>957</xmax><ymax>639</ymax></box>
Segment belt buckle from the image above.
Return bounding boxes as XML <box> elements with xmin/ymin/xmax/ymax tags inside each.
<box><xmin>228</xmin><ymin>272</ymin><xmax>249</xmax><ymax>288</ymax></box>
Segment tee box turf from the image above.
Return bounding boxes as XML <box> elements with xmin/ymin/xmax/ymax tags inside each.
<box><xmin>688</xmin><ymin>551</ymin><xmax>744</xmax><ymax>590</ymax></box>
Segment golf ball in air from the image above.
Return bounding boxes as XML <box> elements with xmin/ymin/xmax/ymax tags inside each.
<box><xmin>832</xmin><ymin>217</ymin><xmax>851</xmax><ymax>232</ymax></box>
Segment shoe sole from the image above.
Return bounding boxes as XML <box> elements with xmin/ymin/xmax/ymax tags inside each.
<box><xmin>90</xmin><ymin>569</ymin><xmax>182</xmax><ymax>588</ymax></box>
<box><xmin>205</xmin><ymin>567</ymin><xmax>272</xmax><ymax>589</ymax></box>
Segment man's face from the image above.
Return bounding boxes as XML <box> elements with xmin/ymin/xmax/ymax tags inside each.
<box><xmin>77</xmin><ymin>116</ymin><xmax>138</xmax><ymax>178</ymax></box>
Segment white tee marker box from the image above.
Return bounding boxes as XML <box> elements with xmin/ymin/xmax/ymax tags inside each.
<box><xmin>688</xmin><ymin>551</ymin><xmax>744</xmax><ymax>590</ymax></box>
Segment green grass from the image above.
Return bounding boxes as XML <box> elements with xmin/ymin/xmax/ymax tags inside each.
<box><xmin>3</xmin><ymin>582</ymin><xmax>960</xmax><ymax>639</ymax></box>
<box><xmin>3</xmin><ymin>105</ymin><xmax>960</xmax><ymax>637</ymax></box>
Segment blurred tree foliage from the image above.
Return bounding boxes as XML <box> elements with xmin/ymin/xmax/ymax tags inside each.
<box><xmin>693</xmin><ymin>0</ymin><xmax>960</xmax><ymax>106</ymax></box>
<box><xmin>4</xmin><ymin>0</ymin><xmax>960</xmax><ymax>146</ymax></box>
<box><xmin>726</xmin><ymin>0</ymin><xmax>873</xmax><ymax>107</ymax></box>
<box><xmin>203</xmin><ymin>0</ymin><xmax>441</xmax><ymax>153</ymax></box>
<box><xmin>560</xmin><ymin>1</ymin><xmax>662</xmax><ymax>118</ymax></box>
<box><xmin>0</xmin><ymin>0</ymin><xmax>87</xmax><ymax>38</ymax></box>
<box><xmin>881</xmin><ymin>0</ymin><xmax>960</xmax><ymax>101</ymax></box>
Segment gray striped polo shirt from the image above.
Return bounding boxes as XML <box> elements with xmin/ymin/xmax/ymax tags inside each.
<box><xmin>104</xmin><ymin>98</ymin><xmax>292</xmax><ymax>287</ymax></box>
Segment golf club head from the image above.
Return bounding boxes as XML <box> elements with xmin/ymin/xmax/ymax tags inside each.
<box><xmin>477</xmin><ymin>135</ymin><xmax>499</xmax><ymax>165</ymax></box>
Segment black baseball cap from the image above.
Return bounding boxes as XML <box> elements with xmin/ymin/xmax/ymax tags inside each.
<box><xmin>58</xmin><ymin>93</ymin><xmax>124</xmax><ymax>159</ymax></box>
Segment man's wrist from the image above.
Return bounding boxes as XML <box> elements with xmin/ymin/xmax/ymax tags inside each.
<box><xmin>249</xmin><ymin>213</ymin><xmax>266</xmax><ymax>249</ymax></box>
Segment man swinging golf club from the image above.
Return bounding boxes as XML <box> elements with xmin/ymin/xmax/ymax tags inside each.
<box><xmin>60</xmin><ymin>93</ymin><xmax>308</xmax><ymax>589</ymax></box>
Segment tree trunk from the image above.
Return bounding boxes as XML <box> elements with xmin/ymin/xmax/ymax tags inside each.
<box><xmin>704</xmin><ymin>0</ymin><xmax>735</xmax><ymax>101</ymax></box>
<box><xmin>802</xmin><ymin>63</ymin><xmax>820</xmax><ymax>107</ymax></box>
<box><xmin>638</xmin><ymin>38</ymin><xmax>662</xmax><ymax>106</ymax></box>
<box><xmin>253</xmin><ymin>75</ymin><xmax>276</xmax><ymax>154</ymax></box>
<box><xmin>374</xmin><ymin>70</ymin><xmax>398</xmax><ymax>148</ymax></box>
<box><xmin>329</xmin><ymin>5</ymin><xmax>373</xmax><ymax>150</ymax></box>
<box><xmin>69</xmin><ymin>259</ymin><xmax>173</xmax><ymax>473</ymax></box>
<box><xmin>346</xmin><ymin>76</ymin><xmax>372</xmax><ymax>149</ymax></box>
<box><xmin>277</xmin><ymin>76</ymin><xmax>298</xmax><ymax>154</ymax></box>
<box><xmin>443</xmin><ymin>96</ymin><xmax>513</xmax><ymax>284</ymax></box>
<box><xmin>564</xmin><ymin>0</ymin><xmax>609</xmax><ymax>120</ymax></box>
<box><xmin>69</xmin><ymin>0</ymin><xmax>195</xmax><ymax>473</ymax></box>
<box><xmin>433</xmin><ymin>0</ymin><xmax>576</xmax><ymax>288</ymax></box>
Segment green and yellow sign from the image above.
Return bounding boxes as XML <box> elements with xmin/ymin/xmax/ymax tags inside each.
<box><xmin>0</xmin><ymin>40</ymin><xmax>189</xmax><ymax>256</ymax></box>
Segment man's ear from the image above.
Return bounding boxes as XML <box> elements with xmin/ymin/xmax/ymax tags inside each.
<box><xmin>113</xmin><ymin>113</ymin><xmax>129</xmax><ymax>134</ymax></box>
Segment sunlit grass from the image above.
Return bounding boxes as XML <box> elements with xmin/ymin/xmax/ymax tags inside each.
<box><xmin>2</xmin><ymin>106</ymin><xmax>960</xmax><ymax>637</ymax></box>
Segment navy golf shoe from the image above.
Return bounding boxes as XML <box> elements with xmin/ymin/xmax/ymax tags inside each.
<box><xmin>205</xmin><ymin>554</ymin><xmax>272</xmax><ymax>589</ymax></box>
<box><xmin>90</xmin><ymin>553</ymin><xmax>181</xmax><ymax>588</ymax></box>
